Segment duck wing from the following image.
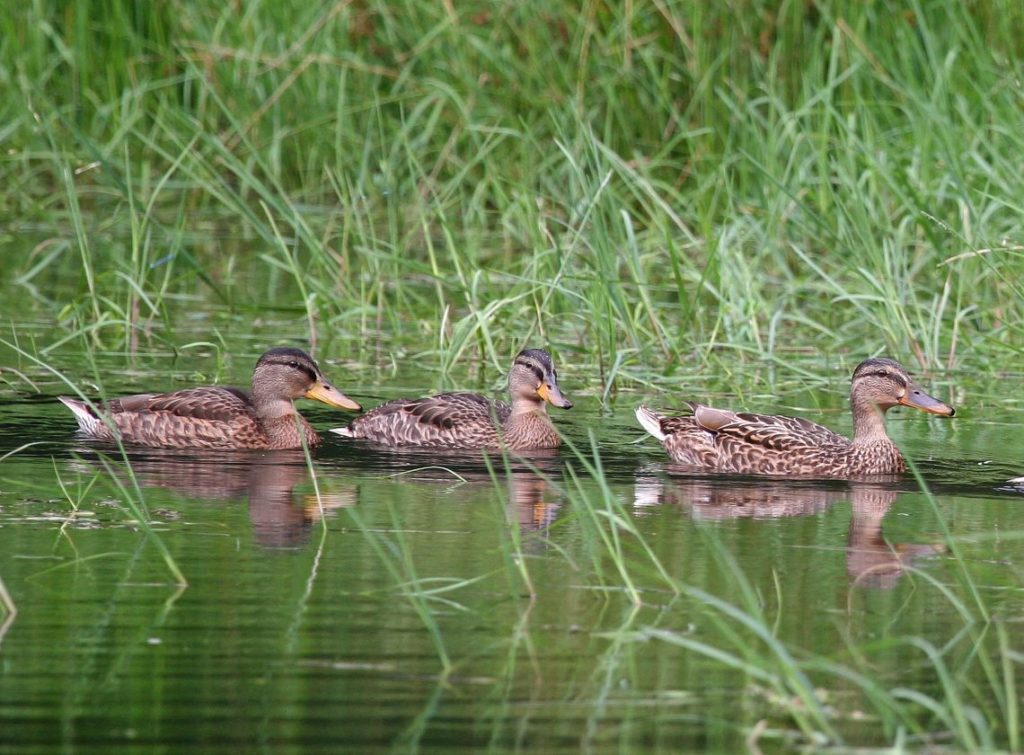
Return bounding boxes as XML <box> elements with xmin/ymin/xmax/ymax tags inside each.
<box><xmin>691</xmin><ymin>406</ymin><xmax>852</xmax><ymax>474</ymax></box>
<box><xmin>695</xmin><ymin>407</ymin><xmax>846</xmax><ymax>450</ymax></box>
<box><xmin>342</xmin><ymin>392</ymin><xmax>505</xmax><ymax>447</ymax></box>
<box><xmin>92</xmin><ymin>387</ymin><xmax>264</xmax><ymax>448</ymax></box>
<box><xmin>107</xmin><ymin>386</ymin><xmax>255</xmax><ymax>422</ymax></box>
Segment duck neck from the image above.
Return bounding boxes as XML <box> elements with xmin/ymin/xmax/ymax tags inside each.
<box><xmin>250</xmin><ymin>385</ymin><xmax>307</xmax><ymax>447</ymax></box>
<box><xmin>251</xmin><ymin>381</ymin><xmax>297</xmax><ymax>422</ymax></box>
<box><xmin>850</xmin><ymin>396</ymin><xmax>890</xmax><ymax>445</ymax></box>
<box><xmin>509</xmin><ymin>396</ymin><xmax>548</xmax><ymax>419</ymax></box>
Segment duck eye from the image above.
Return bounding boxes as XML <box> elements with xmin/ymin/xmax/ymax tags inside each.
<box><xmin>875</xmin><ymin>370</ymin><xmax>888</xmax><ymax>378</ymax></box>
<box><xmin>288</xmin><ymin>360</ymin><xmax>299</xmax><ymax>369</ymax></box>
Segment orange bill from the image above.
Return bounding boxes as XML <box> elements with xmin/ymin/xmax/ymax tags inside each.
<box><xmin>305</xmin><ymin>380</ymin><xmax>362</xmax><ymax>412</ymax></box>
<box><xmin>537</xmin><ymin>382</ymin><xmax>573</xmax><ymax>409</ymax></box>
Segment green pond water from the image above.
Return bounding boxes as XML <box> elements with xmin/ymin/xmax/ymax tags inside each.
<box><xmin>1</xmin><ymin>266</ymin><xmax>1023</xmax><ymax>752</ymax></box>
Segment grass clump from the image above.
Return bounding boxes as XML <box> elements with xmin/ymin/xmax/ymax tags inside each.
<box><xmin>3</xmin><ymin>2</ymin><xmax>1024</xmax><ymax>385</ymax></box>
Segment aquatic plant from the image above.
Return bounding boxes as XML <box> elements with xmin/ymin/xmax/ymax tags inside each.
<box><xmin>3</xmin><ymin>1</ymin><xmax>1023</xmax><ymax>383</ymax></box>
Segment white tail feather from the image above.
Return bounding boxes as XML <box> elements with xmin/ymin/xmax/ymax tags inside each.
<box><xmin>635</xmin><ymin>405</ymin><xmax>666</xmax><ymax>441</ymax></box>
<box><xmin>329</xmin><ymin>426</ymin><xmax>355</xmax><ymax>438</ymax></box>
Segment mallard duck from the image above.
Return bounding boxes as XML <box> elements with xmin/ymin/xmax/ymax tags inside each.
<box><xmin>331</xmin><ymin>348</ymin><xmax>573</xmax><ymax>449</ymax></box>
<box><xmin>636</xmin><ymin>358</ymin><xmax>954</xmax><ymax>477</ymax></box>
<box><xmin>59</xmin><ymin>347</ymin><xmax>361</xmax><ymax>450</ymax></box>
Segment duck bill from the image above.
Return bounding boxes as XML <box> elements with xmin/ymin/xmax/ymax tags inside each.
<box><xmin>899</xmin><ymin>384</ymin><xmax>955</xmax><ymax>417</ymax></box>
<box><xmin>305</xmin><ymin>380</ymin><xmax>362</xmax><ymax>412</ymax></box>
<box><xmin>537</xmin><ymin>382</ymin><xmax>573</xmax><ymax>409</ymax></box>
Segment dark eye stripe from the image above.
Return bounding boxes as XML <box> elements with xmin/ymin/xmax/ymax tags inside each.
<box><xmin>278</xmin><ymin>358</ymin><xmax>317</xmax><ymax>382</ymax></box>
<box><xmin>869</xmin><ymin>371</ymin><xmax>907</xmax><ymax>389</ymax></box>
<box><xmin>514</xmin><ymin>357</ymin><xmax>546</xmax><ymax>382</ymax></box>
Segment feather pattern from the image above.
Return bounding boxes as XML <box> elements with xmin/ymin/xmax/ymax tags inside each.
<box><xmin>59</xmin><ymin>347</ymin><xmax>360</xmax><ymax>450</ymax></box>
<box><xmin>333</xmin><ymin>349</ymin><xmax>572</xmax><ymax>450</ymax></box>
<box><xmin>337</xmin><ymin>393</ymin><xmax>511</xmax><ymax>447</ymax></box>
<box><xmin>637</xmin><ymin>358</ymin><xmax>954</xmax><ymax>477</ymax></box>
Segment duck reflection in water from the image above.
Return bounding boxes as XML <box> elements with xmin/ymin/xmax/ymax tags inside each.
<box><xmin>634</xmin><ymin>470</ymin><xmax>943</xmax><ymax>589</ymax></box>
<box><xmin>845</xmin><ymin>486</ymin><xmax>944</xmax><ymax>590</ymax></box>
<box><xmin>331</xmin><ymin>439</ymin><xmax>567</xmax><ymax>534</ymax></box>
<box><xmin>489</xmin><ymin>448</ymin><xmax>564</xmax><ymax>533</ymax></box>
<box><xmin>68</xmin><ymin>449</ymin><xmax>355</xmax><ymax>548</ymax></box>
<box><xmin>507</xmin><ymin>470</ymin><xmax>560</xmax><ymax>532</ymax></box>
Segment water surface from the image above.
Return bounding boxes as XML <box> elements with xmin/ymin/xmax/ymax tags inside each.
<box><xmin>1</xmin><ymin>272</ymin><xmax>1022</xmax><ymax>752</ymax></box>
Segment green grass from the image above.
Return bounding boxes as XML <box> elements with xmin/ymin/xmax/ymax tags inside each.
<box><xmin>4</xmin><ymin>1</ymin><xmax>1024</xmax><ymax>388</ymax></box>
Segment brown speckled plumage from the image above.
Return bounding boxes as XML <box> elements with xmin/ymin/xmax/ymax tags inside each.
<box><xmin>332</xmin><ymin>349</ymin><xmax>572</xmax><ymax>449</ymax></box>
<box><xmin>636</xmin><ymin>358</ymin><xmax>955</xmax><ymax>477</ymax></box>
<box><xmin>59</xmin><ymin>347</ymin><xmax>361</xmax><ymax>450</ymax></box>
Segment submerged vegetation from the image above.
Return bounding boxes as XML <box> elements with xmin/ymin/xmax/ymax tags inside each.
<box><xmin>2</xmin><ymin>0</ymin><xmax>1024</xmax><ymax>751</ymax></box>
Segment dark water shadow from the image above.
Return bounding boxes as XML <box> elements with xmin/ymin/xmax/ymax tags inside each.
<box><xmin>317</xmin><ymin>435</ymin><xmax>567</xmax><ymax>475</ymax></box>
<box><xmin>633</xmin><ymin>467</ymin><xmax>945</xmax><ymax>590</ymax></box>
<box><xmin>628</xmin><ymin>448</ymin><xmax>1024</xmax><ymax>500</ymax></box>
